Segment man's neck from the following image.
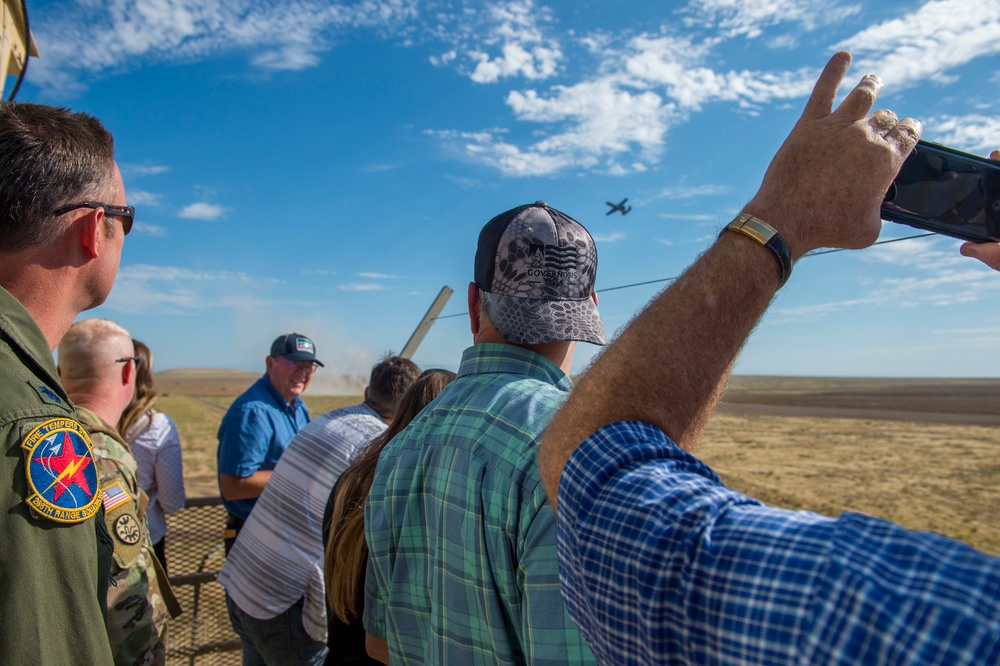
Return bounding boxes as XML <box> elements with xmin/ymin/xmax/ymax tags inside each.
<box><xmin>0</xmin><ymin>259</ymin><xmax>80</xmax><ymax>351</ymax></box>
<box><xmin>68</xmin><ymin>392</ymin><xmax>120</xmax><ymax>427</ymax></box>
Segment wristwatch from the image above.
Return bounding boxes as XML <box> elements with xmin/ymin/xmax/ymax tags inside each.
<box><xmin>724</xmin><ymin>213</ymin><xmax>793</xmax><ymax>285</ymax></box>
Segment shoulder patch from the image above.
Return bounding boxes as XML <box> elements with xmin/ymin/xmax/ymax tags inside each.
<box><xmin>28</xmin><ymin>380</ymin><xmax>71</xmax><ymax>411</ymax></box>
<box><xmin>102</xmin><ymin>480</ymin><xmax>132</xmax><ymax>513</ymax></box>
<box><xmin>113</xmin><ymin>513</ymin><xmax>141</xmax><ymax>545</ymax></box>
<box><xmin>21</xmin><ymin>418</ymin><xmax>103</xmax><ymax>523</ymax></box>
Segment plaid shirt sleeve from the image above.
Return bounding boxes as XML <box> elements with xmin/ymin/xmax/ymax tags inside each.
<box><xmin>557</xmin><ymin>420</ymin><xmax>1000</xmax><ymax>666</ymax></box>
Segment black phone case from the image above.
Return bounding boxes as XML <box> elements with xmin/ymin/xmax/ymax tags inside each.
<box><xmin>881</xmin><ymin>140</ymin><xmax>1000</xmax><ymax>243</ymax></box>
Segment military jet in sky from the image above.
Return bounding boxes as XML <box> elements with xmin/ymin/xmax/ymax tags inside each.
<box><xmin>606</xmin><ymin>198</ymin><xmax>631</xmax><ymax>216</ymax></box>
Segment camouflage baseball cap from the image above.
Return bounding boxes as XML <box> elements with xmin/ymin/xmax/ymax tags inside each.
<box><xmin>474</xmin><ymin>201</ymin><xmax>606</xmax><ymax>346</ymax></box>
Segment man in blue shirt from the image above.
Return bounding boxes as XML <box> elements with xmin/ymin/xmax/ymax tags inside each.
<box><xmin>217</xmin><ymin>332</ymin><xmax>319</xmax><ymax>551</ymax></box>
<box><xmin>539</xmin><ymin>52</ymin><xmax>1000</xmax><ymax>665</ymax></box>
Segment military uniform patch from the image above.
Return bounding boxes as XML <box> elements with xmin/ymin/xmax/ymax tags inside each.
<box><xmin>102</xmin><ymin>481</ymin><xmax>131</xmax><ymax>512</ymax></box>
<box><xmin>28</xmin><ymin>380</ymin><xmax>70</xmax><ymax>411</ymax></box>
<box><xmin>21</xmin><ymin>418</ymin><xmax>102</xmax><ymax>523</ymax></box>
<box><xmin>114</xmin><ymin>513</ymin><xmax>141</xmax><ymax>545</ymax></box>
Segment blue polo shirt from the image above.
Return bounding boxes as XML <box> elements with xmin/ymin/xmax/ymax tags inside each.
<box><xmin>217</xmin><ymin>375</ymin><xmax>310</xmax><ymax>520</ymax></box>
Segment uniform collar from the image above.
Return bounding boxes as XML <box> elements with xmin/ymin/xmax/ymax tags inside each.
<box><xmin>0</xmin><ymin>284</ymin><xmax>70</xmax><ymax>403</ymax></box>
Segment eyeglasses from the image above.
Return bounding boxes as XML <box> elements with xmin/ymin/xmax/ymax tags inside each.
<box><xmin>54</xmin><ymin>202</ymin><xmax>135</xmax><ymax>236</ymax></box>
<box><xmin>284</xmin><ymin>359</ymin><xmax>318</xmax><ymax>374</ymax></box>
<box><xmin>115</xmin><ymin>355</ymin><xmax>141</xmax><ymax>365</ymax></box>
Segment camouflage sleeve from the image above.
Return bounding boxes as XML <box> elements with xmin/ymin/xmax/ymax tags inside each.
<box><xmin>91</xmin><ymin>427</ymin><xmax>168</xmax><ymax>666</ymax></box>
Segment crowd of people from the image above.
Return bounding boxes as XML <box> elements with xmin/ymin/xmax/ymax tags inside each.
<box><xmin>2</xmin><ymin>50</ymin><xmax>1000</xmax><ymax>666</ymax></box>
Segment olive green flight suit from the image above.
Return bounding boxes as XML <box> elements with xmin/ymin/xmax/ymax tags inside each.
<box><xmin>0</xmin><ymin>285</ymin><xmax>115</xmax><ymax>665</ymax></box>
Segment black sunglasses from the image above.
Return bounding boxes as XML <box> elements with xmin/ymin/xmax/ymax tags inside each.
<box><xmin>115</xmin><ymin>355</ymin><xmax>141</xmax><ymax>365</ymax></box>
<box><xmin>54</xmin><ymin>202</ymin><xmax>135</xmax><ymax>236</ymax></box>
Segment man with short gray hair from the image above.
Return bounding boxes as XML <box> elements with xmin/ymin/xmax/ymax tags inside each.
<box><xmin>60</xmin><ymin>318</ymin><xmax>175</xmax><ymax>666</ymax></box>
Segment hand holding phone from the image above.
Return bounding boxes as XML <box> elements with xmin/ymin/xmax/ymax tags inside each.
<box><xmin>881</xmin><ymin>141</ymin><xmax>1000</xmax><ymax>243</ymax></box>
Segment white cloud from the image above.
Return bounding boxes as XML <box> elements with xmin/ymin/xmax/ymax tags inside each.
<box><xmin>655</xmin><ymin>184</ymin><xmax>731</xmax><ymax>200</ymax></box>
<box><xmin>772</xmin><ymin>236</ymin><xmax>1000</xmax><ymax>322</ymax></box>
<box><xmin>924</xmin><ymin>115</ymin><xmax>1000</xmax><ymax>155</ymax></box>
<box><xmin>429</xmin><ymin>0</ymin><xmax>562</xmax><ymax>84</ymax></box>
<box><xmin>591</xmin><ymin>231</ymin><xmax>625</xmax><ymax>243</ymax></box>
<box><xmin>127</xmin><ymin>189</ymin><xmax>161</xmax><ymax>206</ymax></box>
<box><xmin>340</xmin><ymin>283</ymin><xmax>389</xmax><ymax>291</ymax></box>
<box><xmin>118</xmin><ymin>265</ymin><xmax>251</xmax><ymax>282</ymax></box>
<box><xmin>436</xmin><ymin>25</ymin><xmax>823</xmax><ymax>177</ymax></box>
<box><xmin>303</xmin><ymin>269</ymin><xmax>337</xmax><ymax>276</ymax></box>
<box><xmin>104</xmin><ymin>263</ymin><xmax>334</xmax><ymax>314</ymax></box>
<box><xmin>839</xmin><ymin>0</ymin><xmax>1000</xmax><ymax>89</ymax></box>
<box><xmin>622</xmin><ymin>34</ymin><xmax>817</xmax><ymax>111</ymax></box>
<box><xmin>30</xmin><ymin>0</ymin><xmax>420</xmax><ymax>90</ymax></box>
<box><xmin>178</xmin><ymin>202</ymin><xmax>228</xmax><ymax>220</ymax></box>
<box><xmin>251</xmin><ymin>47</ymin><xmax>321</xmax><ymax>71</ymax></box>
<box><xmin>434</xmin><ymin>74</ymin><xmax>675</xmax><ymax>176</ymax></box>
<box><xmin>357</xmin><ymin>272</ymin><xmax>399</xmax><ymax>279</ymax></box>
<box><xmin>132</xmin><ymin>222</ymin><xmax>168</xmax><ymax>237</ymax></box>
<box><xmin>122</xmin><ymin>163</ymin><xmax>171</xmax><ymax>178</ymax></box>
<box><xmin>682</xmin><ymin>0</ymin><xmax>861</xmax><ymax>40</ymax></box>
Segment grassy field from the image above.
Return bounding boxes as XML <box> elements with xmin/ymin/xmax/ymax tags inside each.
<box><xmin>158</xmin><ymin>369</ymin><xmax>1000</xmax><ymax>555</ymax></box>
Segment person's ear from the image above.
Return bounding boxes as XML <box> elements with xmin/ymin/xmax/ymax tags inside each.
<box><xmin>591</xmin><ymin>290</ymin><xmax>599</xmax><ymax>308</ymax></box>
<box><xmin>79</xmin><ymin>209</ymin><xmax>104</xmax><ymax>258</ymax></box>
<box><xmin>122</xmin><ymin>358</ymin><xmax>135</xmax><ymax>386</ymax></box>
<box><xmin>468</xmin><ymin>282</ymin><xmax>481</xmax><ymax>336</ymax></box>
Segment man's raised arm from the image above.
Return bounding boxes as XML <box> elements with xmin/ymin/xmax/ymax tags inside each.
<box><xmin>540</xmin><ymin>51</ymin><xmax>921</xmax><ymax>506</ymax></box>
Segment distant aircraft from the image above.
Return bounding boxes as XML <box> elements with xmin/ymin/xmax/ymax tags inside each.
<box><xmin>606</xmin><ymin>198</ymin><xmax>631</xmax><ymax>216</ymax></box>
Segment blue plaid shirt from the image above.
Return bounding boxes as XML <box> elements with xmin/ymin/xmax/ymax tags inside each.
<box><xmin>365</xmin><ymin>343</ymin><xmax>595</xmax><ymax>665</ymax></box>
<box><xmin>557</xmin><ymin>420</ymin><xmax>1000</xmax><ymax>665</ymax></box>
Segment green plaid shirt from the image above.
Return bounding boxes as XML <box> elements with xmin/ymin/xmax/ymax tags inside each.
<box><xmin>364</xmin><ymin>343</ymin><xmax>596</xmax><ymax>665</ymax></box>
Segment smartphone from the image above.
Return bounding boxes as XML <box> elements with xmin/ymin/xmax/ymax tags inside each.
<box><xmin>881</xmin><ymin>140</ymin><xmax>1000</xmax><ymax>243</ymax></box>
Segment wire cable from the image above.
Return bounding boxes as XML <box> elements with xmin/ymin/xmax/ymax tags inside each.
<box><xmin>433</xmin><ymin>232</ymin><xmax>941</xmax><ymax>321</ymax></box>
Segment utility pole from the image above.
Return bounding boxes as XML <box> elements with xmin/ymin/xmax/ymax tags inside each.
<box><xmin>400</xmin><ymin>286</ymin><xmax>454</xmax><ymax>360</ymax></box>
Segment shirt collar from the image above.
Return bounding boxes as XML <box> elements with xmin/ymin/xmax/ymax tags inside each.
<box><xmin>260</xmin><ymin>374</ymin><xmax>303</xmax><ymax>413</ymax></box>
<box><xmin>457</xmin><ymin>343</ymin><xmax>573</xmax><ymax>392</ymax></box>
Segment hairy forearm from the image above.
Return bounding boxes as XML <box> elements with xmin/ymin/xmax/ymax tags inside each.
<box><xmin>540</xmin><ymin>232</ymin><xmax>779</xmax><ymax>505</ymax></box>
<box><xmin>219</xmin><ymin>470</ymin><xmax>272</xmax><ymax>500</ymax></box>
<box><xmin>540</xmin><ymin>51</ymin><xmax>921</xmax><ymax>509</ymax></box>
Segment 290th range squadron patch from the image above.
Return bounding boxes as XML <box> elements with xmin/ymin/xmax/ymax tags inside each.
<box><xmin>21</xmin><ymin>418</ymin><xmax>103</xmax><ymax>523</ymax></box>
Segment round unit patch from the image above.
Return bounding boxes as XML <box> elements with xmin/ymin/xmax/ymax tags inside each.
<box><xmin>21</xmin><ymin>418</ymin><xmax>102</xmax><ymax>523</ymax></box>
<box><xmin>114</xmin><ymin>513</ymin><xmax>141</xmax><ymax>545</ymax></box>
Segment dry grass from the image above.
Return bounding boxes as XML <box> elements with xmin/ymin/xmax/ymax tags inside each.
<box><xmin>157</xmin><ymin>369</ymin><xmax>1000</xmax><ymax>555</ymax></box>
<box><xmin>699</xmin><ymin>413</ymin><xmax>1000</xmax><ymax>555</ymax></box>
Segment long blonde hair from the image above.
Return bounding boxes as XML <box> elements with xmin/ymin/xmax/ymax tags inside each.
<box><xmin>325</xmin><ymin>369</ymin><xmax>455</xmax><ymax>622</ymax></box>
<box><xmin>117</xmin><ymin>339</ymin><xmax>157</xmax><ymax>440</ymax></box>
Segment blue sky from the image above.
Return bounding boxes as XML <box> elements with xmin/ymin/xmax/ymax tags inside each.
<box><xmin>17</xmin><ymin>0</ymin><xmax>1000</xmax><ymax>381</ymax></box>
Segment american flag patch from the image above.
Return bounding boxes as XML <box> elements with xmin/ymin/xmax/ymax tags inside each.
<box><xmin>101</xmin><ymin>481</ymin><xmax>131</xmax><ymax>512</ymax></box>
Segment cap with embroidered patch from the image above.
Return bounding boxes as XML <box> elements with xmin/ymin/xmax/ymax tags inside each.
<box><xmin>270</xmin><ymin>333</ymin><xmax>324</xmax><ymax>366</ymax></box>
<box><xmin>474</xmin><ymin>201</ymin><xmax>606</xmax><ymax>346</ymax></box>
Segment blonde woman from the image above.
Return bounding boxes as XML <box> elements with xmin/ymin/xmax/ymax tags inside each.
<box><xmin>118</xmin><ymin>339</ymin><xmax>186</xmax><ymax>571</ymax></box>
<box><xmin>323</xmin><ymin>369</ymin><xmax>455</xmax><ymax>665</ymax></box>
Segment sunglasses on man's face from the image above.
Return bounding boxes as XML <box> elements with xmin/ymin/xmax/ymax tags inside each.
<box><xmin>54</xmin><ymin>201</ymin><xmax>135</xmax><ymax>236</ymax></box>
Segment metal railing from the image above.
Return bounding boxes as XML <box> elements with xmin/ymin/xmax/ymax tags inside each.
<box><xmin>162</xmin><ymin>496</ymin><xmax>240</xmax><ymax>666</ymax></box>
